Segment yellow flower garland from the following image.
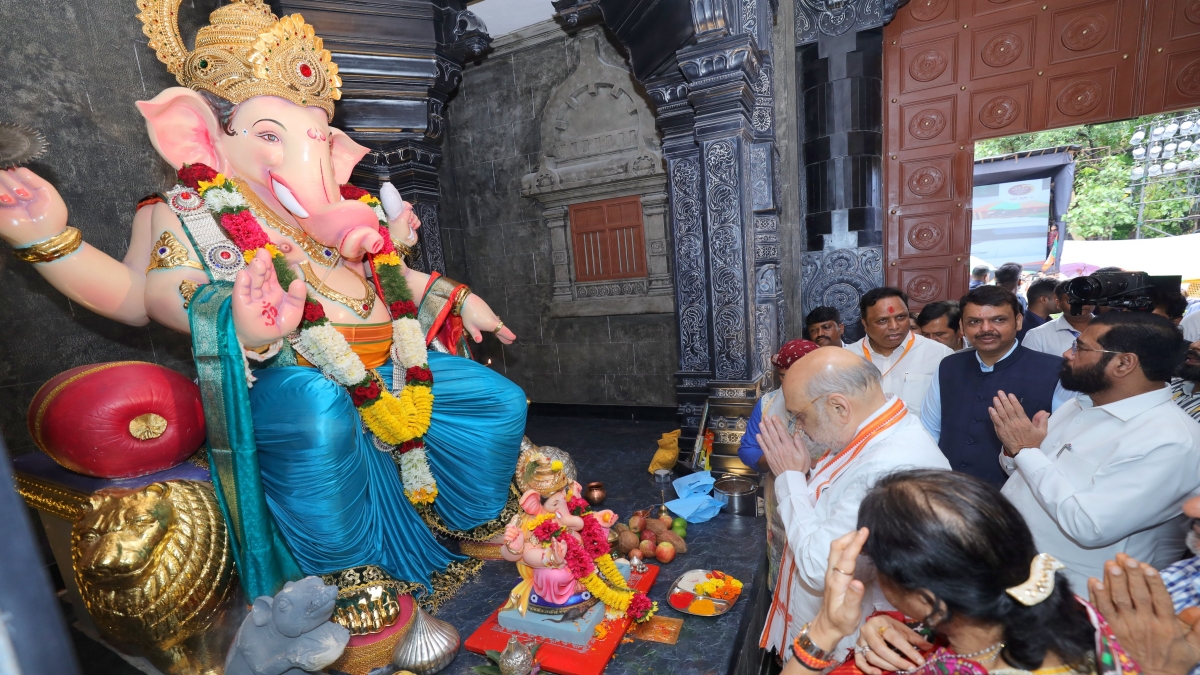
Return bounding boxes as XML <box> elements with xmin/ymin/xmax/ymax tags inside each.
<box><xmin>359</xmin><ymin>386</ymin><xmax>433</xmax><ymax>445</ymax></box>
<box><xmin>523</xmin><ymin>513</ymin><xmax>557</xmax><ymax>532</ymax></box>
<box><xmin>581</xmin><ymin>572</ymin><xmax>632</xmax><ymax>613</ymax></box>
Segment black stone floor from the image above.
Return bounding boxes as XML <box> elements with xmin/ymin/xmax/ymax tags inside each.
<box><xmin>65</xmin><ymin>414</ymin><xmax>769</xmax><ymax>675</ymax></box>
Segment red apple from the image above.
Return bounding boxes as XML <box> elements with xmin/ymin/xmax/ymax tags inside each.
<box><xmin>639</xmin><ymin>539</ymin><xmax>657</xmax><ymax>560</ymax></box>
<box><xmin>629</xmin><ymin>515</ymin><xmax>646</xmax><ymax>533</ymax></box>
<box><xmin>640</xmin><ymin>530</ymin><xmax>657</xmax><ymax>545</ymax></box>
<box><xmin>655</xmin><ymin>541</ymin><xmax>676</xmax><ymax>563</ymax></box>
<box><xmin>657</xmin><ymin>512</ymin><xmax>674</xmax><ymax>528</ymax></box>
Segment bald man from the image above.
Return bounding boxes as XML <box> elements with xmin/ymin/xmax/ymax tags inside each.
<box><xmin>756</xmin><ymin>347</ymin><xmax>950</xmax><ymax>658</ymax></box>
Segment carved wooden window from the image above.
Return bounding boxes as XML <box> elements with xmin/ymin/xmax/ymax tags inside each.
<box><xmin>568</xmin><ymin>196</ymin><xmax>647</xmax><ymax>282</ymax></box>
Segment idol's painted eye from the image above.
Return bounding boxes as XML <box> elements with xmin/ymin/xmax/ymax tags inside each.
<box><xmin>258</xmin><ymin>132</ymin><xmax>280</xmax><ymax>143</ymax></box>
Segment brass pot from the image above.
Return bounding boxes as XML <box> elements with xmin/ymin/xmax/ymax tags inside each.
<box><xmin>583</xmin><ymin>481</ymin><xmax>606</xmax><ymax>506</ymax></box>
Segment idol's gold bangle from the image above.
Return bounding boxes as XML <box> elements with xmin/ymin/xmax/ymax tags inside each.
<box><xmin>12</xmin><ymin>227</ymin><xmax>83</xmax><ymax>263</ymax></box>
<box><xmin>451</xmin><ymin>286</ymin><xmax>472</xmax><ymax>316</ymax></box>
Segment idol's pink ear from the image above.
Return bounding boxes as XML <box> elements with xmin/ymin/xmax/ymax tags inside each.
<box><xmin>136</xmin><ymin>87</ymin><xmax>222</xmax><ymax>171</ymax></box>
<box><xmin>520</xmin><ymin>490</ymin><xmax>543</xmax><ymax>516</ymax></box>
<box><xmin>329</xmin><ymin>128</ymin><xmax>369</xmax><ymax>185</ymax></box>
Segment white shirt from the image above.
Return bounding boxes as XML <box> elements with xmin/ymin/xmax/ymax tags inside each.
<box><xmin>762</xmin><ymin>399</ymin><xmax>951</xmax><ymax>655</ymax></box>
<box><xmin>1182</xmin><ymin>310</ymin><xmax>1200</xmax><ymax>342</ymax></box>
<box><xmin>920</xmin><ymin>341</ymin><xmax>1075</xmax><ymax>442</ymax></box>
<box><xmin>845</xmin><ymin>332</ymin><xmax>952</xmax><ymax>418</ymax></box>
<box><xmin>1021</xmin><ymin>315</ymin><xmax>1086</xmax><ymax>358</ymax></box>
<box><xmin>1001</xmin><ymin>386</ymin><xmax>1200</xmax><ymax>591</ymax></box>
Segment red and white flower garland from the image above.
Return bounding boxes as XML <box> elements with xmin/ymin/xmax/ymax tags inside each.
<box><xmin>177</xmin><ymin>164</ymin><xmax>438</xmax><ymax>505</ymax></box>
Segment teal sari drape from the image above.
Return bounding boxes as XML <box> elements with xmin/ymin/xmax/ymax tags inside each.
<box><xmin>188</xmin><ymin>282</ymin><xmax>303</xmax><ymax>601</ymax></box>
<box><xmin>190</xmin><ymin>283</ymin><xmax>527</xmax><ymax>599</ymax></box>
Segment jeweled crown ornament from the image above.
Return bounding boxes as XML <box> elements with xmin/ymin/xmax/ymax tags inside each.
<box><xmin>137</xmin><ymin>0</ymin><xmax>342</xmax><ymax>118</ymax></box>
<box><xmin>515</xmin><ymin>448</ymin><xmax>570</xmax><ymax>496</ymax></box>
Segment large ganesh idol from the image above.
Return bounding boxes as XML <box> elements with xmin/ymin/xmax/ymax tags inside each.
<box><xmin>0</xmin><ymin>0</ymin><xmax>526</xmax><ymax>623</ymax></box>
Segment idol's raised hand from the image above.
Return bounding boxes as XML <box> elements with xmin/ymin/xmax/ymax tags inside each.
<box><xmin>0</xmin><ymin>168</ymin><xmax>69</xmax><ymax>247</ymax></box>
<box><xmin>233</xmin><ymin>249</ymin><xmax>307</xmax><ymax>349</ymax></box>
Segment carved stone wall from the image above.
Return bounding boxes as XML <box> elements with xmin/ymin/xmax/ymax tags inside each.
<box><xmin>521</xmin><ymin>28</ymin><xmax>673</xmax><ymax>315</ymax></box>
<box><xmin>439</xmin><ymin>22</ymin><xmax>679</xmax><ymax>407</ymax></box>
<box><xmin>0</xmin><ymin>0</ymin><xmax>222</xmax><ymax>454</ymax></box>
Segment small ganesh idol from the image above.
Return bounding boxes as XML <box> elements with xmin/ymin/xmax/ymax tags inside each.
<box><xmin>0</xmin><ymin>0</ymin><xmax>528</xmax><ymax>636</ymax></box>
<box><xmin>501</xmin><ymin>449</ymin><xmax>656</xmax><ymax>624</ymax></box>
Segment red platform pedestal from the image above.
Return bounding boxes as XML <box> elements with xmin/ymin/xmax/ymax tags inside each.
<box><xmin>464</xmin><ymin>564</ymin><xmax>660</xmax><ymax>675</ymax></box>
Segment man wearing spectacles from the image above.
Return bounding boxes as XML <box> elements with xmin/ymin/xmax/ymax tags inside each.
<box><xmin>990</xmin><ymin>312</ymin><xmax>1200</xmax><ymax>590</ymax></box>
<box><xmin>755</xmin><ymin>347</ymin><xmax>950</xmax><ymax>658</ymax></box>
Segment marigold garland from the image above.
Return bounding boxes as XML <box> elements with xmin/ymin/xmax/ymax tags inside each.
<box><xmin>527</xmin><ymin>507</ymin><xmax>656</xmax><ymax>623</ymax></box>
<box><xmin>180</xmin><ymin>164</ymin><xmax>439</xmax><ymax>505</ymax></box>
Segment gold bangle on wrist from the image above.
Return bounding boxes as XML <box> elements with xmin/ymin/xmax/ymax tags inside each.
<box><xmin>13</xmin><ymin>227</ymin><xmax>83</xmax><ymax>263</ymax></box>
<box><xmin>451</xmin><ymin>286</ymin><xmax>472</xmax><ymax>316</ymax></box>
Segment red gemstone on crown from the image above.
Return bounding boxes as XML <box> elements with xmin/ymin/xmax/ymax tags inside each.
<box><xmin>299</xmin><ymin>63</ymin><xmax>313</xmax><ymax>78</ymax></box>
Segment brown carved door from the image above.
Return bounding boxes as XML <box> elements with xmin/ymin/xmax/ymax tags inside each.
<box><xmin>883</xmin><ymin>0</ymin><xmax>1200</xmax><ymax>299</ymax></box>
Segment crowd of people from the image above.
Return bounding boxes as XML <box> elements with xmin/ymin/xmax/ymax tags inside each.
<box><xmin>735</xmin><ymin>265</ymin><xmax>1200</xmax><ymax>675</ymax></box>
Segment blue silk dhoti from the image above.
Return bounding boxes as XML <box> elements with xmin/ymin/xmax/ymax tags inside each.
<box><xmin>247</xmin><ymin>352</ymin><xmax>526</xmax><ymax>593</ymax></box>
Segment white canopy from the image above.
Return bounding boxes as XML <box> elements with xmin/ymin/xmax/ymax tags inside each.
<box><xmin>1060</xmin><ymin>233</ymin><xmax>1200</xmax><ymax>281</ymax></box>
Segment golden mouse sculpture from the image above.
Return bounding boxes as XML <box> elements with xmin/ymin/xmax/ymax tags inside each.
<box><xmin>72</xmin><ymin>480</ymin><xmax>244</xmax><ymax>675</ymax></box>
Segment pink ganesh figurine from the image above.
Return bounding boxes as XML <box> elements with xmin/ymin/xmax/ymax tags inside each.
<box><xmin>500</xmin><ymin>448</ymin><xmax>616</xmax><ymax>615</ymax></box>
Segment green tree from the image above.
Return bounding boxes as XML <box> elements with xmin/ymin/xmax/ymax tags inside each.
<box><xmin>974</xmin><ymin>112</ymin><xmax>1200</xmax><ymax>240</ymax></box>
<box><xmin>1063</xmin><ymin>155</ymin><xmax>1137</xmax><ymax>240</ymax></box>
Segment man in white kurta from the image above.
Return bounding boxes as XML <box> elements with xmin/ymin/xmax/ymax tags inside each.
<box><xmin>993</xmin><ymin>312</ymin><xmax>1200</xmax><ymax>591</ymax></box>
<box><xmin>755</xmin><ymin>347</ymin><xmax>951</xmax><ymax>657</ymax></box>
<box><xmin>844</xmin><ymin>288</ymin><xmax>951</xmax><ymax>417</ymax></box>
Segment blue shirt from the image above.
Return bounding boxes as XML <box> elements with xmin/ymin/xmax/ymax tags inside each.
<box><xmin>737</xmin><ymin>398</ymin><xmax>765</xmax><ymax>470</ymax></box>
<box><xmin>920</xmin><ymin>340</ymin><xmax>1074</xmax><ymax>442</ymax></box>
<box><xmin>1161</xmin><ymin>554</ymin><xmax>1200</xmax><ymax>675</ymax></box>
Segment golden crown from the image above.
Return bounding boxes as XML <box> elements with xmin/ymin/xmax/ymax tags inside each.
<box><xmin>137</xmin><ymin>0</ymin><xmax>342</xmax><ymax>119</ymax></box>
<box><xmin>515</xmin><ymin>449</ymin><xmax>571</xmax><ymax>496</ymax></box>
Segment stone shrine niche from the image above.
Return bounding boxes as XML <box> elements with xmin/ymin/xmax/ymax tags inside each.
<box><xmin>522</xmin><ymin>27</ymin><xmax>673</xmax><ymax>317</ymax></box>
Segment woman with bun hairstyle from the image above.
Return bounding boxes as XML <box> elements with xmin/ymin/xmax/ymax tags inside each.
<box><xmin>784</xmin><ymin>470</ymin><xmax>1141</xmax><ymax>675</ymax></box>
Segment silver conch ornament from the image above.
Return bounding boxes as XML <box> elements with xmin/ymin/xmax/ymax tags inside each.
<box><xmin>390</xmin><ymin>607</ymin><xmax>460</xmax><ymax>674</ymax></box>
<box><xmin>497</xmin><ymin>635</ymin><xmax>534</xmax><ymax>675</ymax></box>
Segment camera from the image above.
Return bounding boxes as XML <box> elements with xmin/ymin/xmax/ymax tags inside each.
<box><xmin>1064</xmin><ymin>272</ymin><xmax>1183</xmax><ymax>314</ymax></box>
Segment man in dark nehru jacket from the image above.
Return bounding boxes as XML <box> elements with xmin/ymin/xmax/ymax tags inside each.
<box><xmin>921</xmin><ymin>285</ymin><xmax>1071</xmax><ymax>486</ymax></box>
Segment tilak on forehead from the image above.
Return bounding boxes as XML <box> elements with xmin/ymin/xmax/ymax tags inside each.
<box><xmin>887</xmin><ymin>305</ymin><xmax>895</xmax><ymax>314</ymax></box>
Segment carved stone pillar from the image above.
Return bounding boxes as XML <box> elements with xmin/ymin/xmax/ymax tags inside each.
<box><xmin>642</xmin><ymin>192</ymin><xmax>673</xmax><ymax>297</ymax></box>
<box><xmin>794</xmin><ymin>3</ymin><xmax>905</xmax><ymax>341</ymax></box>
<box><xmin>285</xmin><ymin>0</ymin><xmax>491</xmax><ymax>275</ymax></box>
<box><xmin>646</xmin><ymin>73</ymin><xmax>710</xmax><ymax>449</ymax></box>
<box><xmin>554</xmin><ymin>0</ymin><xmax>789</xmax><ymax>474</ymax></box>
<box><xmin>543</xmin><ymin>206</ymin><xmax>574</xmax><ymax>303</ymax></box>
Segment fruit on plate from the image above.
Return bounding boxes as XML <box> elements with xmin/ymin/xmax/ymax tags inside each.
<box><xmin>640</xmin><ymin>529</ymin><xmax>657</xmax><ymax>545</ymax></box>
<box><xmin>672</xmin><ymin>517</ymin><xmax>687</xmax><ymax>529</ymax></box>
<box><xmin>639</xmin><ymin>539</ymin><xmax>657</xmax><ymax>559</ymax></box>
<box><xmin>629</xmin><ymin>514</ymin><xmax>646</xmax><ymax>533</ymax></box>
<box><xmin>656</xmin><ymin>541</ymin><xmax>676</xmax><ymax>563</ymax></box>
<box><xmin>644</xmin><ymin>518</ymin><xmax>669</xmax><ymax>534</ymax></box>
<box><xmin>658</xmin><ymin>529</ymin><xmax>687</xmax><ymax>553</ymax></box>
<box><xmin>657</xmin><ymin>511</ymin><xmax>675</xmax><ymax>528</ymax></box>
<box><xmin>671</xmin><ymin>522</ymin><xmax>687</xmax><ymax>539</ymax></box>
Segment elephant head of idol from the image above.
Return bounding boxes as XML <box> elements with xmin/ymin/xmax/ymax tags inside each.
<box><xmin>133</xmin><ymin>1</ymin><xmax>384</xmax><ymax>261</ymax></box>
